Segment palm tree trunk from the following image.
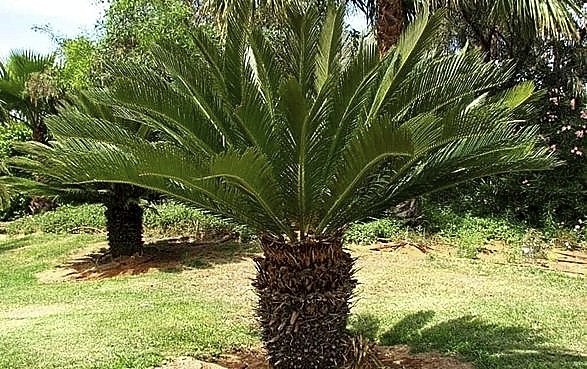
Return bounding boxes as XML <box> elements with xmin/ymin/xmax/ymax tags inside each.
<box><xmin>376</xmin><ymin>0</ymin><xmax>405</xmax><ymax>54</ymax></box>
<box><xmin>104</xmin><ymin>201</ymin><xmax>144</xmax><ymax>257</ymax></box>
<box><xmin>254</xmin><ymin>234</ymin><xmax>356</xmax><ymax>369</ymax></box>
<box><xmin>31</xmin><ymin>121</ymin><xmax>49</xmax><ymax>144</ymax></box>
<box><xmin>29</xmin><ymin>118</ymin><xmax>52</xmax><ymax>213</ymax></box>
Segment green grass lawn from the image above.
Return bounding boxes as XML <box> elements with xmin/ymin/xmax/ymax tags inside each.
<box><xmin>0</xmin><ymin>234</ymin><xmax>585</xmax><ymax>369</ymax></box>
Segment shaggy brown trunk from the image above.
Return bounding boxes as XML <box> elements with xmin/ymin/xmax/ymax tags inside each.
<box><xmin>31</xmin><ymin>121</ymin><xmax>49</xmax><ymax>144</ymax></box>
<box><xmin>29</xmin><ymin>119</ymin><xmax>52</xmax><ymax>214</ymax></box>
<box><xmin>28</xmin><ymin>196</ymin><xmax>55</xmax><ymax>214</ymax></box>
<box><xmin>254</xmin><ymin>235</ymin><xmax>357</xmax><ymax>369</ymax></box>
<box><xmin>376</xmin><ymin>0</ymin><xmax>405</xmax><ymax>54</ymax></box>
<box><xmin>104</xmin><ymin>201</ymin><xmax>144</xmax><ymax>257</ymax></box>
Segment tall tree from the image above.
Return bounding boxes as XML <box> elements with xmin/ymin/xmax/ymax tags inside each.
<box><xmin>0</xmin><ymin>51</ymin><xmax>59</xmax><ymax>144</ymax></box>
<box><xmin>213</xmin><ymin>0</ymin><xmax>582</xmax><ymax>52</ymax></box>
<box><xmin>10</xmin><ymin>2</ymin><xmax>555</xmax><ymax>368</ymax></box>
<box><xmin>353</xmin><ymin>0</ymin><xmax>582</xmax><ymax>52</ymax></box>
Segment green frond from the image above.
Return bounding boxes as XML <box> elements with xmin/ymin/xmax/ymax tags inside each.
<box><xmin>281</xmin><ymin>2</ymin><xmax>323</xmax><ymax>93</ymax></box>
<box><xmin>367</xmin><ymin>9</ymin><xmax>446</xmax><ymax>124</ymax></box>
<box><xmin>8</xmin><ymin>1</ymin><xmax>556</xmax><ymax>240</ymax></box>
<box><xmin>222</xmin><ymin>0</ymin><xmax>253</xmax><ymax>105</ymax></box>
<box><xmin>488</xmin><ymin>0</ymin><xmax>583</xmax><ymax>40</ymax></box>
<box><xmin>315</xmin><ymin>3</ymin><xmax>345</xmax><ymax>93</ymax></box>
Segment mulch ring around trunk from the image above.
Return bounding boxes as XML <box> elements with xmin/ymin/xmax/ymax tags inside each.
<box><xmin>36</xmin><ymin>235</ymin><xmax>256</xmax><ymax>282</ymax></box>
<box><xmin>210</xmin><ymin>345</ymin><xmax>473</xmax><ymax>369</ymax></box>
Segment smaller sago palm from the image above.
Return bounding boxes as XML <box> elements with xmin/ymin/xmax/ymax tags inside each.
<box><xmin>4</xmin><ymin>93</ymin><xmax>149</xmax><ymax>257</ymax></box>
<box><xmin>12</xmin><ymin>2</ymin><xmax>555</xmax><ymax>368</ymax></box>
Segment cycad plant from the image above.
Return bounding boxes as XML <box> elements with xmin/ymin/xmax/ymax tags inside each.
<box><xmin>63</xmin><ymin>94</ymin><xmax>149</xmax><ymax>257</ymax></box>
<box><xmin>11</xmin><ymin>2</ymin><xmax>555</xmax><ymax>368</ymax></box>
<box><xmin>5</xmin><ymin>93</ymin><xmax>149</xmax><ymax>257</ymax></box>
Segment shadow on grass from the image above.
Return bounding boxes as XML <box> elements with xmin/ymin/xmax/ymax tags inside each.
<box><xmin>149</xmin><ymin>237</ymin><xmax>260</xmax><ymax>271</ymax></box>
<box><xmin>56</xmin><ymin>237</ymin><xmax>261</xmax><ymax>280</ymax></box>
<box><xmin>353</xmin><ymin>311</ymin><xmax>586</xmax><ymax>369</ymax></box>
<box><xmin>0</xmin><ymin>235</ymin><xmax>38</xmax><ymax>255</ymax></box>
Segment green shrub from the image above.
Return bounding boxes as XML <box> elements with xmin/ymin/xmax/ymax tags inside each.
<box><xmin>422</xmin><ymin>205</ymin><xmax>555</xmax><ymax>259</ymax></box>
<box><xmin>143</xmin><ymin>202</ymin><xmax>235</xmax><ymax>238</ymax></box>
<box><xmin>0</xmin><ymin>123</ymin><xmax>33</xmax><ymax>221</ymax></box>
<box><xmin>342</xmin><ymin>203</ymin><xmax>583</xmax><ymax>260</ymax></box>
<box><xmin>3</xmin><ymin>202</ymin><xmax>246</xmax><ymax>239</ymax></box>
<box><xmin>0</xmin><ymin>123</ymin><xmax>30</xmax><ymax>160</ymax></box>
<box><xmin>344</xmin><ymin>218</ymin><xmax>403</xmax><ymax>245</ymax></box>
<box><xmin>4</xmin><ymin>204</ymin><xmax>105</xmax><ymax>234</ymax></box>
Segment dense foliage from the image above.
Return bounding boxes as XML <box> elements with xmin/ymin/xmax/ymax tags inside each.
<box><xmin>0</xmin><ymin>51</ymin><xmax>60</xmax><ymax>143</ymax></box>
<box><xmin>3</xmin><ymin>202</ymin><xmax>239</xmax><ymax>238</ymax></box>
<box><xmin>0</xmin><ymin>123</ymin><xmax>31</xmax><ymax>220</ymax></box>
<box><xmin>427</xmin><ymin>1</ymin><xmax>587</xmax><ymax>228</ymax></box>
<box><xmin>60</xmin><ymin>0</ymin><xmax>204</xmax><ymax>89</ymax></box>
<box><xmin>60</xmin><ymin>37</ymin><xmax>97</xmax><ymax>91</ymax></box>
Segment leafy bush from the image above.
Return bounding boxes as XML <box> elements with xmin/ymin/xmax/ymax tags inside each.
<box><xmin>0</xmin><ymin>122</ymin><xmax>30</xmax><ymax>159</ymax></box>
<box><xmin>143</xmin><ymin>202</ymin><xmax>236</xmax><ymax>238</ymax></box>
<box><xmin>0</xmin><ymin>123</ymin><xmax>33</xmax><ymax>221</ymax></box>
<box><xmin>423</xmin><ymin>206</ymin><xmax>527</xmax><ymax>258</ymax></box>
<box><xmin>343</xmin><ymin>201</ymin><xmax>584</xmax><ymax>259</ymax></box>
<box><xmin>344</xmin><ymin>218</ymin><xmax>403</xmax><ymax>245</ymax></box>
<box><xmin>422</xmin><ymin>204</ymin><xmax>586</xmax><ymax>258</ymax></box>
<box><xmin>3</xmin><ymin>202</ymin><xmax>245</xmax><ymax>239</ymax></box>
<box><xmin>3</xmin><ymin>204</ymin><xmax>105</xmax><ymax>234</ymax></box>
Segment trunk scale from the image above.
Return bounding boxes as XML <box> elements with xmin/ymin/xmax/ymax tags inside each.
<box><xmin>254</xmin><ymin>234</ymin><xmax>357</xmax><ymax>369</ymax></box>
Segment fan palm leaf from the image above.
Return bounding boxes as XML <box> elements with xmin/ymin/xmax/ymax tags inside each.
<box><xmin>352</xmin><ymin>0</ymin><xmax>583</xmax><ymax>40</ymax></box>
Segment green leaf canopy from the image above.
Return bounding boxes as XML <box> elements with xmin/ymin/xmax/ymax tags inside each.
<box><xmin>0</xmin><ymin>50</ymin><xmax>57</xmax><ymax>127</ymax></box>
<box><xmin>14</xmin><ymin>2</ymin><xmax>556</xmax><ymax>241</ymax></box>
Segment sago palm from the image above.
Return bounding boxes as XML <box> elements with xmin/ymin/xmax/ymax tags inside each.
<box><xmin>4</xmin><ymin>92</ymin><xmax>150</xmax><ymax>257</ymax></box>
<box><xmin>66</xmin><ymin>93</ymin><xmax>150</xmax><ymax>257</ymax></box>
<box><xmin>11</xmin><ymin>2</ymin><xmax>556</xmax><ymax>368</ymax></box>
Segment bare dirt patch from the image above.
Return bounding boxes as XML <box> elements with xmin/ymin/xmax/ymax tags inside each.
<box><xmin>154</xmin><ymin>346</ymin><xmax>473</xmax><ymax>369</ymax></box>
<box><xmin>374</xmin><ymin>345</ymin><xmax>474</xmax><ymax>369</ymax></box>
<box><xmin>157</xmin><ymin>356</ymin><xmax>226</xmax><ymax>369</ymax></box>
<box><xmin>214</xmin><ymin>346</ymin><xmax>472</xmax><ymax>369</ymax></box>
<box><xmin>37</xmin><ymin>236</ymin><xmax>255</xmax><ymax>282</ymax></box>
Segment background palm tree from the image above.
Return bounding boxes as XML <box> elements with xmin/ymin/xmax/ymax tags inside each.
<box><xmin>0</xmin><ymin>50</ymin><xmax>60</xmax><ymax>144</ymax></box>
<box><xmin>0</xmin><ymin>51</ymin><xmax>61</xmax><ymax>213</ymax></box>
<box><xmin>204</xmin><ymin>0</ymin><xmax>583</xmax><ymax>52</ymax></box>
<box><xmin>8</xmin><ymin>2</ymin><xmax>556</xmax><ymax>368</ymax></box>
